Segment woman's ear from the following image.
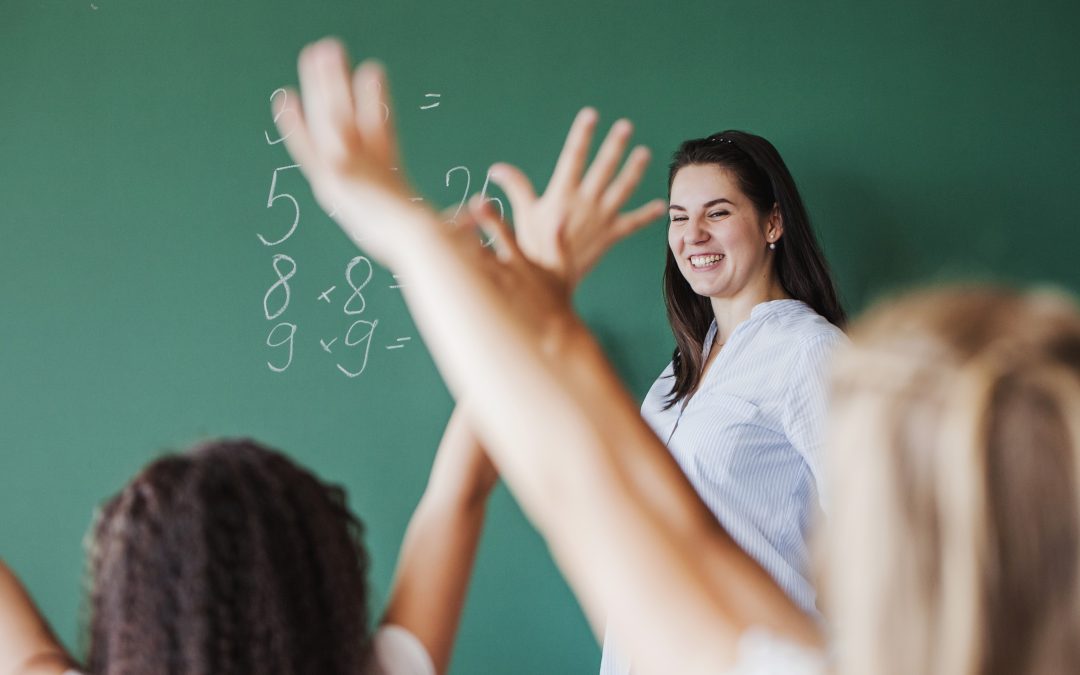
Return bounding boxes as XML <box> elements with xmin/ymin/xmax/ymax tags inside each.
<box><xmin>766</xmin><ymin>203</ymin><xmax>784</xmax><ymax>244</ymax></box>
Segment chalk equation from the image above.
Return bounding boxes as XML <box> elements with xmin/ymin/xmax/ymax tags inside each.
<box><xmin>259</xmin><ymin>87</ymin><xmax>426</xmax><ymax>378</ymax></box>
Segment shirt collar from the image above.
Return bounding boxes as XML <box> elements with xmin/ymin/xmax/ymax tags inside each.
<box><xmin>704</xmin><ymin>299</ymin><xmax>809</xmax><ymax>356</ymax></box>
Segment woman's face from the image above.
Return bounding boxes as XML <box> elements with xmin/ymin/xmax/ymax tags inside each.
<box><xmin>667</xmin><ymin>163</ymin><xmax>780</xmax><ymax>301</ymax></box>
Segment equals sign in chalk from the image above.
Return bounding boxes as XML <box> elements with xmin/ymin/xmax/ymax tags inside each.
<box><xmin>386</xmin><ymin>337</ymin><xmax>412</xmax><ymax>350</ymax></box>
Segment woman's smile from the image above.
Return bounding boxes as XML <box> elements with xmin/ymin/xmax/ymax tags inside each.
<box><xmin>689</xmin><ymin>253</ymin><xmax>725</xmax><ymax>269</ymax></box>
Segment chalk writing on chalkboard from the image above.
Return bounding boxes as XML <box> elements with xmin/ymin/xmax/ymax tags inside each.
<box><xmin>263</xmin><ymin>254</ymin><xmax>296</xmax><ymax>321</ymax></box>
<box><xmin>442</xmin><ymin>165</ymin><xmax>505</xmax><ymax>249</ymax></box>
<box><xmin>343</xmin><ymin>256</ymin><xmax>373</xmax><ymax>316</ymax></box>
<box><xmin>338</xmin><ymin>317</ymin><xmax>379</xmax><ymax>378</ymax></box>
<box><xmin>444</xmin><ymin>165</ymin><xmax>471</xmax><ymax>225</ymax></box>
<box><xmin>264</xmin><ymin>89</ymin><xmax>296</xmax><ymax>146</ymax></box>
<box><xmin>260</xmin><ymin>87</ymin><xmax>420</xmax><ymax>378</ymax></box>
<box><xmin>266</xmin><ymin>322</ymin><xmax>296</xmax><ymax>373</ymax></box>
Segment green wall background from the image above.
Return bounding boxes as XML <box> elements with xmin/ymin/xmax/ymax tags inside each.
<box><xmin>3</xmin><ymin>1</ymin><xmax>1078</xmax><ymax>672</ymax></box>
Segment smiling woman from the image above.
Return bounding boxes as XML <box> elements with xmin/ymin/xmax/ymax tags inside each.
<box><xmin>596</xmin><ymin>131</ymin><xmax>848</xmax><ymax>674</ymax></box>
<box><xmin>663</xmin><ymin>131</ymin><xmax>847</xmax><ymax>403</ymax></box>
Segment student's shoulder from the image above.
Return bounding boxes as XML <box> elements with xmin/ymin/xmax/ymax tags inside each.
<box><xmin>726</xmin><ymin>627</ymin><xmax>828</xmax><ymax>675</ymax></box>
<box><xmin>366</xmin><ymin>625</ymin><xmax>436</xmax><ymax>675</ymax></box>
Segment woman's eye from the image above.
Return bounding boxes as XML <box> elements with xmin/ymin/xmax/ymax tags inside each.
<box><xmin>708</xmin><ymin>210</ymin><xmax>729</xmax><ymax>218</ymax></box>
<box><xmin>670</xmin><ymin>215</ymin><xmax>688</xmax><ymax>223</ymax></box>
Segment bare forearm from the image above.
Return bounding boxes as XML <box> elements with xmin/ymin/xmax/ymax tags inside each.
<box><xmin>382</xmin><ymin>405</ymin><xmax>496</xmax><ymax>674</ymax></box>
<box><xmin>383</xmin><ymin>494</ymin><xmax>487</xmax><ymax>675</ymax></box>
<box><xmin>418</xmin><ymin>406</ymin><xmax>498</xmax><ymax>509</ymax></box>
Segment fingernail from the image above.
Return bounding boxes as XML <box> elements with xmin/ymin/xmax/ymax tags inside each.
<box><xmin>321</xmin><ymin>39</ymin><xmax>349</xmax><ymax>67</ymax></box>
<box><xmin>362</xmin><ymin>59</ymin><xmax>385</xmax><ymax>77</ymax></box>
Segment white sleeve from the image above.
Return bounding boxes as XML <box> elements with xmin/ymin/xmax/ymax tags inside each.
<box><xmin>781</xmin><ymin>332</ymin><xmax>844</xmax><ymax>512</ymax></box>
<box><xmin>725</xmin><ymin>628</ymin><xmax>828</xmax><ymax>675</ymax></box>
<box><xmin>365</xmin><ymin>624</ymin><xmax>437</xmax><ymax>675</ymax></box>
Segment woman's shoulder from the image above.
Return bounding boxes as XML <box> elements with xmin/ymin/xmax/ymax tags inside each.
<box><xmin>756</xmin><ymin>300</ymin><xmax>847</xmax><ymax>352</ymax></box>
<box><xmin>640</xmin><ymin>360</ymin><xmax>677</xmax><ymax>415</ymax></box>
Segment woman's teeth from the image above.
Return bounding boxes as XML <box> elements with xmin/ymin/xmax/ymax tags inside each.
<box><xmin>690</xmin><ymin>254</ymin><xmax>723</xmax><ymax>268</ymax></box>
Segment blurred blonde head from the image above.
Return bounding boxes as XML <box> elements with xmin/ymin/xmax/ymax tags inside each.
<box><xmin>824</xmin><ymin>286</ymin><xmax>1080</xmax><ymax>675</ymax></box>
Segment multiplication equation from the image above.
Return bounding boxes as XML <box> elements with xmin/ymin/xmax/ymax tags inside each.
<box><xmin>257</xmin><ymin>87</ymin><xmax>418</xmax><ymax>378</ymax></box>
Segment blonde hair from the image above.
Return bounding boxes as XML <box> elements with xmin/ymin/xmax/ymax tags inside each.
<box><xmin>824</xmin><ymin>286</ymin><xmax>1080</xmax><ymax>675</ymax></box>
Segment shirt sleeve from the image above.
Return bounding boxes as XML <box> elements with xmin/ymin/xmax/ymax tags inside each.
<box><xmin>781</xmin><ymin>331</ymin><xmax>845</xmax><ymax>511</ymax></box>
<box><xmin>725</xmin><ymin>628</ymin><xmax>828</xmax><ymax>675</ymax></box>
<box><xmin>365</xmin><ymin>624</ymin><xmax>436</xmax><ymax>675</ymax></box>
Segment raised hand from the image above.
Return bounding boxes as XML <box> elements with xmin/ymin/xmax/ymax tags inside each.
<box><xmin>275</xmin><ymin>38</ymin><xmax>434</xmax><ymax>269</ymax></box>
<box><xmin>488</xmin><ymin>108</ymin><xmax>666</xmax><ymax>291</ymax></box>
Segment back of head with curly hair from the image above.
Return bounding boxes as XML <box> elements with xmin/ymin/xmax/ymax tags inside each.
<box><xmin>84</xmin><ymin>439</ymin><xmax>371</xmax><ymax>675</ymax></box>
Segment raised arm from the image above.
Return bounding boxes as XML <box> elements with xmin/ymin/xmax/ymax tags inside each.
<box><xmin>415</xmin><ymin>106</ymin><xmax>667</xmax><ymax>646</ymax></box>
<box><xmin>0</xmin><ymin>561</ymin><xmax>75</xmax><ymax>675</ymax></box>
<box><xmin>277</xmin><ymin>39</ymin><xmax>818</xmax><ymax>675</ymax></box>
<box><xmin>382</xmin><ymin>407</ymin><xmax>498</xmax><ymax>674</ymax></box>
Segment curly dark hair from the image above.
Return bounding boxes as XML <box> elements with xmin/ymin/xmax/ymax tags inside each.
<box><xmin>83</xmin><ymin>439</ymin><xmax>371</xmax><ymax>675</ymax></box>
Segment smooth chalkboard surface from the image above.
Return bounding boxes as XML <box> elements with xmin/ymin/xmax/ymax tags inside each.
<box><xmin>3</xmin><ymin>1</ymin><xmax>1079</xmax><ymax>672</ymax></box>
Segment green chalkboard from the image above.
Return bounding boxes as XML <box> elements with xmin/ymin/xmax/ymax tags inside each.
<box><xmin>3</xmin><ymin>1</ymin><xmax>1079</xmax><ymax>672</ymax></box>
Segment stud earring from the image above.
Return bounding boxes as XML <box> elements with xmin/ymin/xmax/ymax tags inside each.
<box><xmin>768</xmin><ymin>242</ymin><xmax>777</xmax><ymax>250</ymax></box>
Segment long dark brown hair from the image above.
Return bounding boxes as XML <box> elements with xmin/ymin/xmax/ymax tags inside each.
<box><xmin>84</xmin><ymin>439</ymin><xmax>371</xmax><ymax>675</ymax></box>
<box><xmin>663</xmin><ymin>131</ymin><xmax>846</xmax><ymax>406</ymax></box>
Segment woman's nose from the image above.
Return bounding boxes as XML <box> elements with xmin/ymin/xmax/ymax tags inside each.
<box><xmin>684</xmin><ymin>217</ymin><xmax>709</xmax><ymax>244</ymax></box>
